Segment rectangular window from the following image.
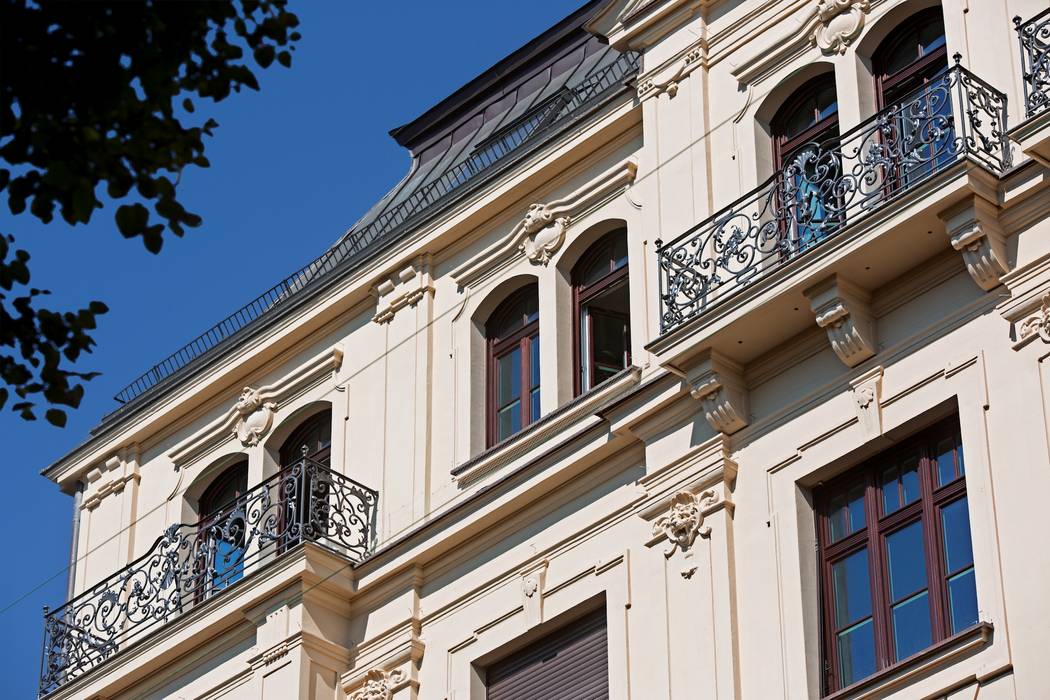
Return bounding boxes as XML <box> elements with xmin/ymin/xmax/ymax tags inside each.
<box><xmin>817</xmin><ymin>417</ymin><xmax>977</xmax><ymax>693</ymax></box>
<box><xmin>485</xmin><ymin>608</ymin><xmax>609</xmax><ymax>700</ymax></box>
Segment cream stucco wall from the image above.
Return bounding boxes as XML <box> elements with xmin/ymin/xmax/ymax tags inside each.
<box><xmin>40</xmin><ymin>1</ymin><xmax>1050</xmax><ymax>699</ymax></box>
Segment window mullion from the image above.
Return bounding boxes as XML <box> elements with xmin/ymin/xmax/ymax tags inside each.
<box><xmin>866</xmin><ymin>468</ymin><xmax>892</xmax><ymax>672</ymax></box>
<box><xmin>920</xmin><ymin>448</ymin><xmax>949</xmax><ymax>642</ymax></box>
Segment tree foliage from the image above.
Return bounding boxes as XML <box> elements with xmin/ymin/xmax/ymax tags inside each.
<box><xmin>0</xmin><ymin>0</ymin><xmax>300</xmax><ymax>424</ymax></box>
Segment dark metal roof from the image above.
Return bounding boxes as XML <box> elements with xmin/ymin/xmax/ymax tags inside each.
<box><xmin>101</xmin><ymin>8</ymin><xmax>638</xmax><ymax>424</ymax></box>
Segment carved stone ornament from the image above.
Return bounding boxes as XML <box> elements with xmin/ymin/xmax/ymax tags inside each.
<box><xmin>232</xmin><ymin>387</ymin><xmax>277</xmax><ymax>447</ymax></box>
<box><xmin>850</xmin><ymin>365</ymin><xmax>883</xmax><ymax>439</ymax></box>
<box><xmin>1019</xmin><ymin>293</ymin><xmax>1050</xmax><ymax>344</ymax></box>
<box><xmin>941</xmin><ymin>197</ymin><xmax>1009</xmax><ymax>291</ymax></box>
<box><xmin>806</xmin><ymin>275</ymin><xmax>877</xmax><ymax>368</ymax></box>
<box><xmin>518</xmin><ymin>204</ymin><xmax>570</xmax><ymax>265</ymax></box>
<box><xmin>522</xmin><ymin>576</ymin><xmax>539</xmax><ymax>598</ymax></box>
<box><xmin>653</xmin><ymin>490</ymin><xmax>718</xmax><ymax>578</ymax></box>
<box><xmin>348</xmin><ymin>668</ymin><xmax>407</xmax><ymax>700</ymax></box>
<box><xmin>814</xmin><ymin>0</ymin><xmax>870</xmax><ymax>54</ymax></box>
<box><xmin>688</xmin><ymin>350</ymin><xmax>749</xmax><ymax>435</ymax></box>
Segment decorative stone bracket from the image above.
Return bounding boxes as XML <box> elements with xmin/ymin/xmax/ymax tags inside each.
<box><xmin>814</xmin><ymin>0</ymin><xmax>870</xmax><ymax>54</ymax></box>
<box><xmin>686</xmin><ymin>349</ymin><xmax>749</xmax><ymax>435</ymax></box>
<box><xmin>805</xmin><ymin>274</ymin><xmax>877</xmax><ymax>368</ymax></box>
<box><xmin>850</xmin><ymin>365</ymin><xmax>884</xmax><ymax>439</ymax></box>
<box><xmin>636</xmin><ymin>44</ymin><xmax>703</xmax><ymax>100</ymax></box>
<box><xmin>520</xmin><ymin>558</ymin><xmax>550</xmax><ymax>629</ymax></box>
<box><xmin>940</xmin><ymin>197</ymin><xmax>1009</xmax><ymax>291</ymax></box>
<box><xmin>83</xmin><ymin>448</ymin><xmax>140</xmax><ymax>511</ymax></box>
<box><xmin>373</xmin><ymin>255</ymin><xmax>435</xmax><ymax>324</ymax></box>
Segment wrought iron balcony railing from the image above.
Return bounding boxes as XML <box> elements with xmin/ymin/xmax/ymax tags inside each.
<box><xmin>1015</xmin><ymin>9</ymin><xmax>1050</xmax><ymax>118</ymax></box>
<box><xmin>656</xmin><ymin>60</ymin><xmax>1010</xmax><ymax>334</ymax></box>
<box><xmin>38</xmin><ymin>454</ymin><xmax>378</xmax><ymax>697</ymax></box>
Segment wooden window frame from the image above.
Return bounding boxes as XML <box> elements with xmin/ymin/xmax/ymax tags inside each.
<box><xmin>873</xmin><ymin>8</ymin><xmax>949</xmax><ymax>111</ymax></box>
<box><xmin>816</xmin><ymin>416</ymin><xmax>973</xmax><ymax>694</ymax></box>
<box><xmin>771</xmin><ymin>74</ymin><xmax>840</xmax><ymax>173</ymax></box>
<box><xmin>196</xmin><ymin>460</ymin><xmax>249</xmax><ymax>601</ymax></box>
<box><xmin>486</xmin><ymin>287</ymin><xmax>540</xmax><ymax>447</ymax></box>
<box><xmin>572</xmin><ymin>230</ymin><xmax>631</xmax><ymax>397</ymax></box>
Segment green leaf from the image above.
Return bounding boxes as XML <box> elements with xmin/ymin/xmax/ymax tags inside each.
<box><xmin>45</xmin><ymin>408</ymin><xmax>67</xmax><ymax>427</ymax></box>
<box><xmin>254</xmin><ymin>44</ymin><xmax>275</xmax><ymax>68</ymax></box>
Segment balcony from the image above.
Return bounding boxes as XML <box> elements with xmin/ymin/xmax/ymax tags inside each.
<box><xmin>1012</xmin><ymin>10</ymin><xmax>1050</xmax><ymax>165</ymax></box>
<box><xmin>655</xmin><ymin>60</ymin><xmax>1010</xmax><ymax>339</ymax></box>
<box><xmin>38</xmin><ymin>454</ymin><xmax>378</xmax><ymax>697</ymax></box>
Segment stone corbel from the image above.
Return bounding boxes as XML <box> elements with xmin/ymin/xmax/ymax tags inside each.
<box><xmin>850</xmin><ymin>365</ymin><xmax>883</xmax><ymax>440</ymax></box>
<box><xmin>372</xmin><ymin>255</ymin><xmax>435</xmax><ymax>324</ymax></box>
<box><xmin>635</xmin><ymin>44</ymin><xmax>703</xmax><ymax>100</ymax></box>
<box><xmin>686</xmin><ymin>349</ymin><xmax>749</xmax><ymax>435</ymax></box>
<box><xmin>940</xmin><ymin>196</ymin><xmax>1009</xmax><ymax>291</ymax></box>
<box><xmin>1018</xmin><ymin>293</ymin><xmax>1050</xmax><ymax>346</ymax></box>
<box><xmin>805</xmin><ymin>275</ymin><xmax>877</xmax><ymax>368</ymax></box>
<box><xmin>814</xmin><ymin>0</ymin><xmax>870</xmax><ymax>54</ymax></box>
<box><xmin>519</xmin><ymin>559</ymin><xmax>549</xmax><ymax>629</ymax></box>
<box><xmin>82</xmin><ymin>448</ymin><xmax>141</xmax><ymax>511</ymax></box>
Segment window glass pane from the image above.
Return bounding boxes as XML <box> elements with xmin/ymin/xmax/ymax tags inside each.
<box><xmin>891</xmin><ymin>590</ymin><xmax>932</xmax><ymax>661</ymax></box>
<box><xmin>611</xmin><ymin>233</ymin><xmax>628</xmax><ymax>271</ymax></box>
<box><xmin>886</xmin><ymin>520</ymin><xmax>927</xmax><ymax>601</ymax></box>
<box><xmin>530</xmin><ymin>387</ymin><xmax>540</xmax><ymax>423</ymax></box>
<box><xmin>497</xmin><ymin>347</ymin><xmax>521</xmax><ymax>407</ymax></box>
<box><xmin>212</xmin><ymin>538</ymin><xmax>245</xmax><ymax>590</ymax></box>
<box><xmin>947</xmin><ymin>567</ymin><xmax>978</xmax><ymax>633</ymax></box>
<box><xmin>497</xmin><ymin>402</ymin><xmax>521</xmax><ymax>441</ymax></box>
<box><xmin>901</xmin><ymin>457</ymin><xmax>920</xmax><ymax>505</ymax></box>
<box><xmin>836</xmin><ymin>619</ymin><xmax>876</xmax><ymax>688</ymax></box>
<box><xmin>881</xmin><ymin>466</ymin><xmax>901</xmax><ymax>515</ymax></box>
<box><xmin>941</xmin><ymin>497</ymin><xmax>974</xmax><ymax>574</ymax></box>
<box><xmin>832</xmin><ymin>549</ymin><xmax>872</xmax><ymax>628</ymax></box>
<box><xmin>829</xmin><ymin>483</ymin><xmax>866</xmax><ymax>542</ymax></box>
<box><xmin>592</xmin><ymin>313</ymin><xmax>627</xmax><ymax>373</ymax></box>
<box><xmin>936</xmin><ymin>437</ymin><xmax>957</xmax><ymax>487</ymax></box>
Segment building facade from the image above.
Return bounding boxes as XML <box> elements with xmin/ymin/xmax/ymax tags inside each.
<box><xmin>36</xmin><ymin>1</ymin><xmax>1050</xmax><ymax>698</ymax></box>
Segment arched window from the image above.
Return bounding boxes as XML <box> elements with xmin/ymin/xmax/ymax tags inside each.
<box><xmin>873</xmin><ymin>10</ymin><xmax>950</xmax><ymax>190</ymax></box>
<box><xmin>771</xmin><ymin>75</ymin><xmax>840</xmax><ymax>249</ymax></box>
<box><xmin>874</xmin><ymin>9</ymin><xmax>947</xmax><ymax>109</ymax></box>
<box><xmin>279</xmin><ymin>409</ymin><xmax>332</xmax><ymax>467</ymax></box>
<box><xmin>486</xmin><ymin>285</ymin><xmax>540</xmax><ymax>446</ymax></box>
<box><xmin>197</xmin><ymin>459</ymin><xmax>249</xmax><ymax>596</ymax></box>
<box><xmin>573</xmin><ymin>229</ymin><xmax>630</xmax><ymax>395</ymax></box>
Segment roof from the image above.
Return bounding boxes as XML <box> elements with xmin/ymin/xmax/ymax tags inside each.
<box><xmin>76</xmin><ymin>3</ymin><xmax>638</xmax><ymax>456</ymax></box>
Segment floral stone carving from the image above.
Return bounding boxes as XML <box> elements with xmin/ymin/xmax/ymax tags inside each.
<box><xmin>518</xmin><ymin>203</ymin><xmax>570</xmax><ymax>265</ymax></box>
<box><xmin>349</xmin><ymin>668</ymin><xmax>407</xmax><ymax>700</ymax></box>
<box><xmin>814</xmin><ymin>0</ymin><xmax>870</xmax><ymax>54</ymax></box>
<box><xmin>1019</xmin><ymin>293</ymin><xmax>1050</xmax><ymax>344</ymax></box>
<box><xmin>232</xmin><ymin>387</ymin><xmax>277</xmax><ymax>447</ymax></box>
<box><xmin>653</xmin><ymin>490</ymin><xmax>718</xmax><ymax>578</ymax></box>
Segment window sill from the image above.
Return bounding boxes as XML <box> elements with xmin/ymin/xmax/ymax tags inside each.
<box><xmin>824</xmin><ymin>622</ymin><xmax>993</xmax><ymax>700</ymax></box>
<box><xmin>452</xmin><ymin>366</ymin><xmax>641</xmax><ymax>485</ymax></box>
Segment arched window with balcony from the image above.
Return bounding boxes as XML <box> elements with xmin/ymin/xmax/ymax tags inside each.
<box><xmin>486</xmin><ymin>285</ymin><xmax>540</xmax><ymax>446</ymax></box>
<box><xmin>197</xmin><ymin>459</ymin><xmax>249</xmax><ymax>597</ymax></box>
<box><xmin>278</xmin><ymin>409</ymin><xmax>332</xmax><ymax>551</ymax></box>
<box><xmin>770</xmin><ymin>74</ymin><xmax>840</xmax><ymax>251</ymax></box>
<box><xmin>572</xmin><ymin>229</ymin><xmax>630</xmax><ymax>396</ymax></box>
<box><xmin>873</xmin><ymin>9</ymin><xmax>950</xmax><ymax>190</ymax></box>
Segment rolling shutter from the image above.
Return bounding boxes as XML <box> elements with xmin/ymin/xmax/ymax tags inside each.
<box><xmin>486</xmin><ymin>608</ymin><xmax>609</xmax><ymax>700</ymax></box>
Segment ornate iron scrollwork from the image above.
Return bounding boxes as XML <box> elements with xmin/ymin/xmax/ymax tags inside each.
<box><xmin>657</xmin><ymin>62</ymin><xmax>1009</xmax><ymax>334</ymax></box>
<box><xmin>1016</xmin><ymin>9</ymin><xmax>1050</xmax><ymax>118</ymax></box>
<box><xmin>39</xmin><ymin>454</ymin><xmax>378</xmax><ymax>695</ymax></box>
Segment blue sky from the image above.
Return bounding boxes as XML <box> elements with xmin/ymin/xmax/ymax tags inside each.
<box><xmin>0</xmin><ymin>2</ymin><xmax>582</xmax><ymax>695</ymax></box>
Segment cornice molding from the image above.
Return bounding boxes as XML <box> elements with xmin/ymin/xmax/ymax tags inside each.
<box><xmin>586</xmin><ymin>0</ymin><xmax>704</xmax><ymax>51</ymax></box>
<box><xmin>167</xmin><ymin>344</ymin><xmax>344</xmax><ymax>471</ymax></box>
<box><xmin>450</xmin><ymin>156</ymin><xmax>638</xmax><ymax>289</ymax></box>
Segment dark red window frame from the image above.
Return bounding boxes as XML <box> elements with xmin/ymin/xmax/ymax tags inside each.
<box><xmin>278</xmin><ymin>410</ymin><xmax>333</xmax><ymax>551</ymax></box>
<box><xmin>572</xmin><ymin>229</ymin><xmax>630</xmax><ymax>397</ymax></box>
<box><xmin>196</xmin><ymin>459</ymin><xmax>249</xmax><ymax>600</ymax></box>
<box><xmin>771</xmin><ymin>74</ymin><xmax>840</xmax><ymax>173</ymax></box>
<box><xmin>873</xmin><ymin>8</ymin><xmax>948</xmax><ymax>110</ymax></box>
<box><xmin>816</xmin><ymin>416</ymin><xmax>976</xmax><ymax>694</ymax></box>
<box><xmin>486</xmin><ymin>286</ymin><xmax>540</xmax><ymax>447</ymax></box>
